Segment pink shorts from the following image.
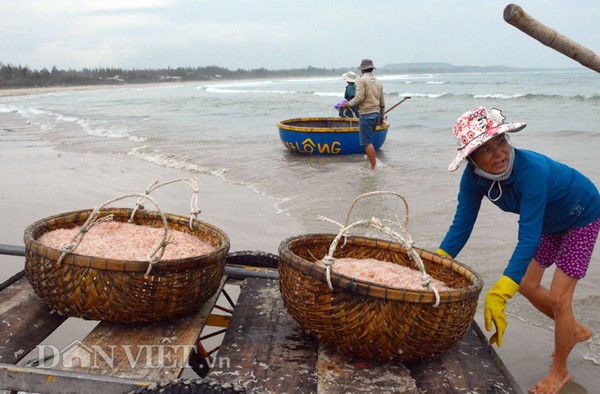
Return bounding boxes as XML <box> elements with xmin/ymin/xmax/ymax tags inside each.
<box><xmin>535</xmin><ymin>217</ymin><xmax>600</xmax><ymax>279</ymax></box>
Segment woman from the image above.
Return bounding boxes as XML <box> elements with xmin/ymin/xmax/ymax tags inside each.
<box><xmin>437</xmin><ymin>106</ymin><xmax>600</xmax><ymax>394</ymax></box>
<box><xmin>339</xmin><ymin>71</ymin><xmax>359</xmax><ymax>118</ymax></box>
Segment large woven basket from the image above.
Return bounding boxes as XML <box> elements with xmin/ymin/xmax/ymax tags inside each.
<box><xmin>278</xmin><ymin>233</ymin><xmax>483</xmax><ymax>361</ymax></box>
<box><xmin>24</xmin><ymin>207</ymin><xmax>230</xmax><ymax>324</ymax></box>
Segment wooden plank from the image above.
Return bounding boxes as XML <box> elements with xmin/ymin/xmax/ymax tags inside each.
<box><xmin>0</xmin><ymin>364</ymin><xmax>147</xmax><ymax>394</ymax></box>
<box><xmin>209</xmin><ymin>277</ymin><xmax>521</xmax><ymax>394</ymax></box>
<box><xmin>56</xmin><ymin>276</ymin><xmax>227</xmax><ymax>381</ymax></box>
<box><xmin>208</xmin><ymin>278</ymin><xmax>318</xmax><ymax>393</ymax></box>
<box><xmin>406</xmin><ymin>322</ymin><xmax>522</xmax><ymax>393</ymax></box>
<box><xmin>471</xmin><ymin>322</ymin><xmax>524</xmax><ymax>394</ymax></box>
<box><xmin>317</xmin><ymin>342</ymin><xmax>418</xmax><ymax>393</ymax></box>
<box><xmin>0</xmin><ymin>276</ymin><xmax>66</xmax><ymax>364</ymax></box>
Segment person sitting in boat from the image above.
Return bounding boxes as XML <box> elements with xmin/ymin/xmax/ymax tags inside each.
<box><xmin>339</xmin><ymin>71</ymin><xmax>358</xmax><ymax>118</ymax></box>
<box><xmin>341</xmin><ymin>59</ymin><xmax>385</xmax><ymax>170</ymax></box>
<box><xmin>436</xmin><ymin>106</ymin><xmax>600</xmax><ymax>394</ymax></box>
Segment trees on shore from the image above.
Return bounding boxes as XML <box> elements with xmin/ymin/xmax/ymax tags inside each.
<box><xmin>0</xmin><ymin>63</ymin><xmax>341</xmax><ymax>88</ymax></box>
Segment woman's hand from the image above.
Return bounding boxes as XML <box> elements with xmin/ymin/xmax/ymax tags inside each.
<box><xmin>484</xmin><ymin>275</ymin><xmax>519</xmax><ymax>346</ymax></box>
<box><xmin>436</xmin><ymin>248</ymin><xmax>452</xmax><ymax>258</ymax></box>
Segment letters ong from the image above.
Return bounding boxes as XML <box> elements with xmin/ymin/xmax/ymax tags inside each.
<box><xmin>283</xmin><ymin>138</ymin><xmax>342</xmax><ymax>155</ymax></box>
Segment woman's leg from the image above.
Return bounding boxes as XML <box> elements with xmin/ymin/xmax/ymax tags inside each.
<box><xmin>520</xmin><ymin>260</ymin><xmax>591</xmax><ymax>343</ymax></box>
<box><xmin>524</xmin><ymin>219</ymin><xmax>599</xmax><ymax>393</ymax></box>
<box><xmin>519</xmin><ymin>260</ymin><xmax>551</xmax><ymax>317</ymax></box>
<box><xmin>528</xmin><ymin>268</ymin><xmax>578</xmax><ymax>394</ymax></box>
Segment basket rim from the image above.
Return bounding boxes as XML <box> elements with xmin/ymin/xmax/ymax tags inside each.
<box><xmin>278</xmin><ymin>233</ymin><xmax>484</xmax><ymax>304</ymax></box>
<box><xmin>23</xmin><ymin>207</ymin><xmax>230</xmax><ymax>273</ymax></box>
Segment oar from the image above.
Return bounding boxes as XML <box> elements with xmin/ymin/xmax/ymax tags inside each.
<box><xmin>504</xmin><ymin>4</ymin><xmax>600</xmax><ymax>73</ymax></box>
<box><xmin>385</xmin><ymin>96</ymin><xmax>411</xmax><ymax>115</ymax></box>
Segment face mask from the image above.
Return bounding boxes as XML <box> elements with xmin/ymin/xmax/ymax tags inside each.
<box><xmin>472</xmin><ymin>145</ymin><xmax>514</xmax><ymax>201</ymax></box>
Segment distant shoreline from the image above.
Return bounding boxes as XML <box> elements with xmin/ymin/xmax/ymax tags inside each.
<box><xmin>2</xmin><ymin>63</ymin><xmax>584</xmax><ymax>96</ymax></box>
<box><xmin>1</xmin><ymin>67</ymin><xmax>585</xmax><ymax>98</ymax></box>
<box><xmin>0</xmin><ymin>81</ymin><xmax>217</xmax><ymax>97</ymax></box>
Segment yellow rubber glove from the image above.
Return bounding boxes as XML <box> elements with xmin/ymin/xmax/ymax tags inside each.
<box><xmin>484</xmin><ymin>275</ymin><xmax>519</xmax><ymax>347</ymax></box>
<box><xmin>436</xmin><ymin>248</ymin><xmax>452</xmax><ymax>258</ymax></box>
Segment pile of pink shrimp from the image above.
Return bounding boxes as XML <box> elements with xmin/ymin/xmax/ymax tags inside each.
<box><xmin>38</xmin><ymin>221</ymin><xmax>215</xmax><ymax>260</ymax></box>
<box><xmin>325</xmin><ymin>257</ymin><xmax>454</xmax><ymax>291</ymax></box>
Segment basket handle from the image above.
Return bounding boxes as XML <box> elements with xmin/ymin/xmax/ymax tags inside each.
<box><xmin>57</xmin><ymin>193</ymin><xmax>170</xmax><ymax>275</ymax></box>
<box><xmin>130</xmin><ymin>178</ymin><xmax>200</xmax><ymax>230</ymax></box>
<box><xmin>343</xmin><ymin>191</ymin><xmax>409</xmax><ymax>231</ymax></box>
<box><xmin>319</xmin><ymin>192</ymin><xmax>440</xmax><ymax>306</ymax></box>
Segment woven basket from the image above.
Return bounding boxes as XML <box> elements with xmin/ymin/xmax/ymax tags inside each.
<box><xmin>24</xmin><ymin>207</ymin><xmax>230</xmax><ymax>324</ymax></box>
<box><xmin>278</xmin><ymin>233</ymin><xmax>483</xmax><ymax>361</ymax></box>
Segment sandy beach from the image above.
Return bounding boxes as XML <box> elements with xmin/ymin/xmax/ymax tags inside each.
<box><xmin>1</xmin><ymin>87</ymin><xmax>599</xmax><ymax>393</ymax></box>
<box><xmin>0</xmin><ymin>83</ymin><xmax>181</xmax><ymax>98</ymax></box>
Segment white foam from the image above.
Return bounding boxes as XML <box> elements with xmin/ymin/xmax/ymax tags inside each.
<box><xmin>128</xmin><ymin>146</ymin><xmax>223</xmax><ymax>178</ymax></box>
<box><xmin>212</xmin><ymin>80</ymin><xmax>275</xmax><ymax>88</ymax></box>
<box><xmin>128</xmin><ymin>146</ymin><xmax>293</xmax><ymax>217</ymax></box>
<box><xmin>313</xmin><ymin>91</ymin><xmax>342</xmax><ymax>97</ymax></box>
<box><xmin>76</xmin><ymin>119</ymin><xmax>145</xmax><ymax>142</ymax></box>
<box><xmin>0</xmin><ymin>105</ymin><xmax>18</xmax><ymax>113</ymax></box>
<box><xmin>18</xmin><ymin>107</ymin><xmax>53</xmax><ymax>117</ymax></box>
<box><xmin>273</xmin><ymin>197</ymin><xmax>292</xmax><ymax>214</ymax></box>
<box><xmin>582</xmin><ymin>353</ymin><xmax>600</xmax><ymax>365</ymax></box>
<box><xmin>473</xmin><ymin>93</ymin><xmax>526</xmax><ymax>99</ymax></box>
<box><xmin>379</xmin><ymin>74</ymin><xmax>433</xmax><ymax>81</ymax></box>
<box><xmin>400</xmin><ymin>92</ymin><xmax>448</xmax><ymax>98</ymax></box>
<box><xmin>56</xmin><ymin>114</ymin><xmax>78</xmax><ymax>122</ymax></box>
<box><xmin>205</xmin><ymin>87</ymin><xmax>295</xmax><ymax>94</ymax></box>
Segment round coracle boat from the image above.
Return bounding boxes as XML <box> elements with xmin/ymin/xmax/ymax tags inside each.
<box><xmin>278</xmin><ymin>233</ymin><xmax>483</xmax><ymax>362</ymax></box>
<box><xmin>24</xmin><ymin>207</ymin><xmax>230</xmax><ymax>324</ymax></box>
<box><xmin>277</xmin><ymin>117</ymin><xmax>389</xmax><ymax>155</ymax></box>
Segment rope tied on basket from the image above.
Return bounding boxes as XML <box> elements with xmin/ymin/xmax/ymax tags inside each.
<box><xmin>145</xmin><ymin>238</ymin><xmax>176</xmax><ymax>276</ymax></box>
<box><xmin>57</xmin><ymin>193</ymin><xmax>170</xmax><ymax>275</ymax></box>
<box><xmin>131</xmin><ymin>178</ymin><xmax>201</xmax><ymax>229</ymax></box>
<box><xmin>320</xmin><ymin>254</ymin><xmax>335</xmax><ymax>275</ymax></box>
<box><xmin>58</xmin><ymin>214</ymin><xmax>115</xmax><ymax>264</ymax></box>
<box><xmin>318</xmin><ymin>191</ymin><xmax>441</xmax><ymax>307</ymax></box>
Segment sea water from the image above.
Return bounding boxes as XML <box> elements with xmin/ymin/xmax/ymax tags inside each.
<box><xmin>1</xmin><ymin>69</ymin><xmax>600</xmax><ymax>366</ymax></box>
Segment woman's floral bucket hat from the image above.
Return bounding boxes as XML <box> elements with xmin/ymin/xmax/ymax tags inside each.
<box><xmin>449</xmin><ymin>106</ymin><xmax>526</xmax><ymax>171</ymax></box>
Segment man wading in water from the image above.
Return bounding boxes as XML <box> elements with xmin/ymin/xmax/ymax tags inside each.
<box><xmin>342</xmin><ymin>59</ymin><xmax>385</xmax><ymax>170</ymax></box>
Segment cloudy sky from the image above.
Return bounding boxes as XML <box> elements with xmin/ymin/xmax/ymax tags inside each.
<box><xmin>2</xmin><ymin>0</ymin><xmax>598</xmax><ymax>71</ymax></box>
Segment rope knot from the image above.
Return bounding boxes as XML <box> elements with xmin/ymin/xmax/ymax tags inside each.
<box><xmin>145</xmin><ymin>255</ymin><xmax>160</xmax><ymax>275</ymax></box>
<box><xmin>420</xmin><ymin>273</ymin><xmax>441</xmax><ymax>307</ymax></box>
<box><xmin>60</xmin><ymin>243</ymin><xmax>75</xmax><ymax>253</ymax></box>
<box><xmin>420</xmin><ymin>274</ymin><xmax>432</xmax><ymax>288</ymax></box>
<box><xmin>321</xmin><ymin>255</ymin><xmax>334</xmax><ymax>267</ymax></box>
<box><xmin>321</xmin><ymin>256</ymin><xmax>335</xmax><ymax>291</ymax></box>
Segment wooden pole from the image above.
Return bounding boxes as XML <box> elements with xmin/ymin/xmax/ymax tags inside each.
<box><xmin>384</xmin><ymin>96</ymin><xmax>411</xmax><ymax>115</ymax></box>
<box><xmin>503</xmin><ymin>3</ymin><xmax>600</xmax><ymax>73</ymax></box>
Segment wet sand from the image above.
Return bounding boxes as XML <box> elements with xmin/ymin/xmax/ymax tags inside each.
<box><xmin>0</xmin><ymin>83</ymin><xmax>182</xmax><ymax>97</ymax></box>
<box><xmin>1</xmin><ymin>107</ymin><xmax>598</xmax><ymax>393</ymax></box>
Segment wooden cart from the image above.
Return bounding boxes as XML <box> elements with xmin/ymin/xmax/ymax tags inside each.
<box><xmin>0</xmin><ymin>244</ymin><xmax>523</xmax><ymax>393</ymax></box>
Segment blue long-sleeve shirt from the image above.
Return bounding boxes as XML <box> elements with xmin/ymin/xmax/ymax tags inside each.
<box><xmin>440</xmin><ymin>149</ymin><xmax>600</xmax><ymax>284</ymax></box>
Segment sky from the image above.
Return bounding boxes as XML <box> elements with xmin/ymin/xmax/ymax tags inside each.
<box><xmin>1</xmin><ymin>0</ymin><xmax>599</xmax><ymax>71</ymax></box>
